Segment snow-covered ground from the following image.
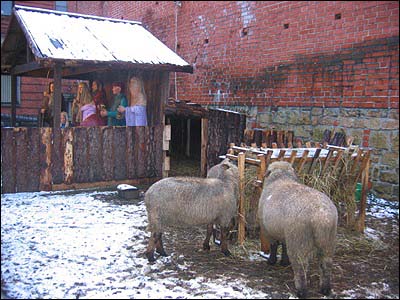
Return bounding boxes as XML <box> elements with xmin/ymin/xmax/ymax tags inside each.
<box><xmin>1</xmin><ymin>189</ymin><xmax>398</xmax><ymax>299</ymax></box>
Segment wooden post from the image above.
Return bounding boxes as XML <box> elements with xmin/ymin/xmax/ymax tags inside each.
<box><xmin>39</xmin><ymin>127</ymin><xmax>53</xmax><ymax>191</ymax></box>
<box><xmin>185</xmin><ymin>118</ymin><xmax>191</xmax><ymax>157</ymax></box>
<box><xmin>355</xmin><ymin>151</ymin><xmax>371</xmax><ymax>233</ymax></box>
<box><xmin>200</xmin><ymin>118</ymin><xmax>208</xmax><ymax>177</ymax></box>
<box><xmin>63</xmin><ymin>128</ymin><xmax>74</xmax><ymax>184</ymax></box>
<box><xmin>238</xmin><ymin>152</ymin><xmax>246</xmax><ymax>245</ymax></box>
<box><xmin>53</xmin><ymin>63</ymin><xmax>62</xmax><ymax>129</ymax></box>
<box><xmin>257</xmin><ymin>154</ymin><xmax>270</xmax><ymax>253</ymax></box>
<box><xmin>11</xmin><ymin>75</ymin><xmax>17</xmax><ymax>127</ymax></box>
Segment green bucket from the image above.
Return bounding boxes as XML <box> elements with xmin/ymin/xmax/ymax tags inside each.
<box><xmin>355</xmin><ymin>182</ymin><xmax>362</xmax><ymax>202</ymax></box>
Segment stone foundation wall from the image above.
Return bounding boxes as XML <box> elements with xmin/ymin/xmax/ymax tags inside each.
<box><xmin>208</xmin><ymin>105</ymin><xmax>399</xmax><ymax>201</ymax></box>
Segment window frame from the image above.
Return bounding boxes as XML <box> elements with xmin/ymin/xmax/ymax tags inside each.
<box><xmin>1</xmin><ymin>1</ymin><xmax>13</xmax><ymax>16</ymax></box>
<box><xmin>1</xmin><ymin>75</ymin><xmax>21</xmax><ymax>106</ymax></box>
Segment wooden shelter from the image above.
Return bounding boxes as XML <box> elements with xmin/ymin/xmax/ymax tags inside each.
<box><xmin>1</xmin><ymin>6</ymin><xmax>247</xmax><ymax>193</ymax></box>
<box><xmin>0</xmin><ymin>5</ymin><xmax>193</xmax><ymax>193</ymax></box>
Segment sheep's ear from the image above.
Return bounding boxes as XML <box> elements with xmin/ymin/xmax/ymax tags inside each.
<box><xmin>222</xmin><ymin>163</ymin><xmax>230</xmax><ymax>170</ymax></box>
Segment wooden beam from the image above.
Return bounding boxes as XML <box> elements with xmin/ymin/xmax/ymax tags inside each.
<box><xmin>10</xmin><ymin>75</ymin><xmax>17</xmax><ymax>127</ymax></box>
<box><xmin>11</xmin><ymin>61</ymin><xmax>42</xmax><ymax>75</ymax></box>
<box><xmin>61</xmin><ymin>64</ymin><xmax>111</xmax><ymax>78</ymax></box>
<box><xmin>53</xmin><ymin>63</ymin><xmax>62</xmax><ymax>129</ymax></box>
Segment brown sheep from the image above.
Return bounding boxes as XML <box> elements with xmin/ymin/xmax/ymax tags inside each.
<box><xmin>144</xmin><ymin>159</ymin><xmax>238</xmax><ymax>262</ymax></box>
<box><xmin>258</xmin><ymin>161</ymin><xmax>338</xmax><ymax>298</ymax></box>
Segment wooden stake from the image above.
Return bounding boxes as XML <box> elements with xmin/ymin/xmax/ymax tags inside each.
<box><xmin>238</xmin><ymin>152</ymin><xmax>246</xmax><ymax>245</ymax></box>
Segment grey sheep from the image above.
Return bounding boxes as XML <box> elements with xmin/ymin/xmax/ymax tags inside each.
<box><xmin>144</xmin><ymin>158</ymin><xmax>239</xmax><ymax>262</ymax></box>
<box><xmin>258</xmin><ymin>161</ymin><xmax>338</xmax><ymax>298</ymax></box>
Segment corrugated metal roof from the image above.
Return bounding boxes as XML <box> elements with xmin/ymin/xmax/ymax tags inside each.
<box><xmin>11</xmin><ymin>5</ymin><xmax>191</xmax><ymax>72</ymax></box>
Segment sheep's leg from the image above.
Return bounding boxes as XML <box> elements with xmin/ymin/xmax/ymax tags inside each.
<box><xmin>220</xmin><ymin>226</ymin><xmax>231</xmax><ymax>256</ymax></box>
<box><xmin>319</xmin><ymin>255</ymin><xmax>332</xmax><ymax>295</ymax></box>
<box><xmin>203</xmin><ymin>224</ymin><xmax>213</xmax><ymax>251</ymax></box>
<box><xmin>292</xmin><ymin>262</ymin><xmax>308</xmax><ymax>299</ymax></box>
<box><xmin>267</xmin><ymin>241</ymin><xmax>278</xmax><ymax>265</ymax></box>
<box><xmin>145</xmin><ymin>232</ymin><xmax>157</xmax><ymax>262</ymax></box>
<box><xmin>280</xmin><ymin>242</ymin><xmax>290</xmax><ymax>266</ymax></box>
<box><xmin>155</xmin><ymin>233</ymin><xmax>167</xmax><ymax>256</ymax></box>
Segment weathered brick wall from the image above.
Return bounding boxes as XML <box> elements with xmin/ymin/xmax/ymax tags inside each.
<box><xmin>2</xmin><ymin>1</ymin><xmax>398</xmax><ymax>200</ymax></box>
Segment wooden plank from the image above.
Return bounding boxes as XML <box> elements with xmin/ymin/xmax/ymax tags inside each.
<box><xmin>264</xmin><ymin>130</ymin><xmax>271</xmax><ymax>147</ymax></box>
<box><xmin>307</xmin><ymin>148</ymin><xmax>322</xmax><ymax>174</ymax></box>
<box><xmin>277</xmin><ymin>130</ymin><xmax>284</xmax><ymax>148</ymax></box>
<box><xmin>355</xmin><ymin>151</ymin><xmax>371</xmax><ymax>233</ymax></box>
<box><xmin>289</xmin><ymin>150</ymin><xmax>298</xmax><ymax>164</ymax></box>
<box><xmin>63</xmin><ymin>127</ymin><xmax>74</xmax><ymax>184</ymax></box>
<box><xmin>15</xmin><ymin>128</ymin><xmax>30</xmax><ymax>192</ymax></box>
<box><xmin>201</xmin><ymin>118</ymin><xmax>209</xmax><ymax>177</ymax></box>
<box><xmin>73</xmin><ymin>127</ymin><xmax>89</xmax><ymax>183</ymax></box>
<box><xmin>154</xmin><ymin>125</ymin><xmax>164</xmax><ymax>178</ymax></box>
<box><xmin>278</xmin><ymin>149</ymin><xmax>286</xmax><ymax>160</ymax></box>
<box><xmin>25</xmin><ymin>127</ymin><xmax>41</xmax><ymax>191</ymax></box>
<box><xmin>39</xmin><ymin>127</ymin><xmax>52</xmax><ymax>191</ymax></box>
<box><xmin>51</xmin><ymin>128</ymin><xmax>64</xmax><ymax>184</ymax></box>
<box><xmin>145</xmin><ymin>126</ymin><xmax>158</xmax><ymax>178</ymax></box>
<box><xmin>1</xmin><ymin>128</ymin><xmax>16</xmax><ymax>193</ymax></box>
<box><xmin>238</xmin><ymin>152</ymin><xmax>246</xmax><ymax>245</ymax></box>
<box><xmin>286</xmin><ymin>130</ymin><xmax>294</xmax><ymax>148</ymax></box>
<box><xmin>102</xmin><ymin>127</ymin><xmax>114</xmax><ymax>181</ymax></box>
<box><xmin>87</xmin><ymin>127</ymin><xmax>103</xmax><ymax>182</ymax></box>
<box><xmin>113</xmin><ymin>126</ymin><xmax>127</xmax><ymax>180</ymax></box>
<box><xmin>126</xmin><ymin>126</ymin><xmax>137</xmax><ymax>179</ymax></box>
<box><xmin>136</xmin><ymin>126</ymin><xmax>147</xmax><ymax>178</ymax></box>
<box><xmin>296</xmin><ymin>150</ymin><xmax>310</xmax><ymax>174</ymax></box>
<box><xmin>320</xmin><ymin>149</ymin><xmax>334</xmax><ymax>177</ymax></box>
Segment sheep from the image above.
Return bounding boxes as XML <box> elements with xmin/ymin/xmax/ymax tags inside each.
<box><xmin>144</xmin><ymin>158</ymin><xmax>239</xmax><ymax>262</ymax></box>
<box><xmin>258</xmin><ymin>161</ymin><xmax>338</xmax><ymax>298</ymax></box>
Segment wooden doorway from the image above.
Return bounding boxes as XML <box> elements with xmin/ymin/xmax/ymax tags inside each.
<box><xmin>167</xmin><ymin>115</ymin><xmax>202</xmax><ymax>177</ymax></box>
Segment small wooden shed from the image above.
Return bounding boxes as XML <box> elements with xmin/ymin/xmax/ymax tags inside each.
<box><xmin>1</xmin><ymin>5</ymin><xmax>246</xmax><ymax>193</ymax></box>
<box><xmin>0</xmin><ymin>5</ymin><xmax>193</xmax><ymax>193</ymax></box>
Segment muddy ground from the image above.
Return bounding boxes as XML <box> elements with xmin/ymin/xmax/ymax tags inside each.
<box><xmin>164</xmin><ymin>156</ymin><xmax>399</xmax><ymax>298</ymax></box>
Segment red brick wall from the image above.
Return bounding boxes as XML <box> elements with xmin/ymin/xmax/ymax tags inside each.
<box><xmin>72</xmin><ymin>1</ymin><xmax>399</xmax><ymax>109</ymax></box>
<box><xmin>2</xmin><ymin>1</ymin><xmax>399</xmax><ymax>115</ymax></box>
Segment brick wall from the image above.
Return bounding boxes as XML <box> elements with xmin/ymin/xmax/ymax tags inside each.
<box><xmin>2</xmin><ymin>1</ymin><xmax>398</xmax><ymax>199</ymax></box>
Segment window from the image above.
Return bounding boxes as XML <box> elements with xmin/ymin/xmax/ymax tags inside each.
<box><xmin>55</xmin><ymin>1</ymin><xmax>67</xmax><ymax>12</ymax></box>
<box><xmin>1</xmin><ymin>75</ymin><xmax>21</xmax><ymax>105</ymax></box>
<box><xmin>1</xmin><ymin>1</ymin><xmax>13</xmax><ymax>16</ymax></box>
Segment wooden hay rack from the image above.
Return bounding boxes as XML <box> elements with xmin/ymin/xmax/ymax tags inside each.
<box><xmin>223</xmin><ymin>141</ymin><xmax>371</xmax><ymax>250</ymax></box>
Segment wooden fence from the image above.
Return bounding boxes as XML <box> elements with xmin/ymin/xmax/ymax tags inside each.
<box><xmin>1</xmin><ymin>126</ymin><xmax>163</xmax><ymax>193</ymax></box>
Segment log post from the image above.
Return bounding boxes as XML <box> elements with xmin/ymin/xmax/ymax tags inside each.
<box><xmin>355</xmin><ymin>150</ymin><xmax>371</xmax><ymax>233</ymax></box>
<box><xmin>200</xmin><ymin>118</ymin><xmax>208</xmax><ymax>177</ymax></box>
<box><xmin>238</xmin><ymin>152</ymin><xmax>246</xmax><ymax>245</ymax></box>
<box><xmin>257</xmin><ymin>154</ymin><xmax>270</xmax><ymax>253</ymax></box>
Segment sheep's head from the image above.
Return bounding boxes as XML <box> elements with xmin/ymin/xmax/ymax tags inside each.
<box><xmin>207</xmin><ymin>158</ymin><xmax>238</xmax><ymax>180</ymax></box>
<box><xmin>265</xmin><ymin>161</ymin><xmax>297</xmax><ymax>181</ymax></box>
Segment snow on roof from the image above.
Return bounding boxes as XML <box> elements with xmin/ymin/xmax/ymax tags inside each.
<box><xmin>13</xmin><ymin>5</ymin><xmax>191</xmax><ymax>69</ymax></box>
